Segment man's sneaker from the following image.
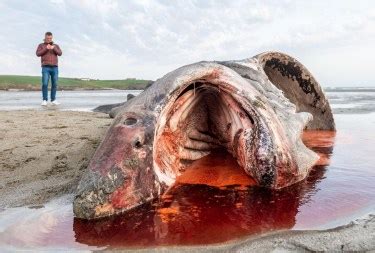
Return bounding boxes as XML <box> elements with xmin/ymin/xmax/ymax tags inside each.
<box><xmin>41</xmin><ymin>100</ymin><xmax>48</xmax><ymax>106</ymax></box>
<box><xmin>51</xmin><ymin>100</ymin><xmax>60</xmax><ymax>105</ymax></box>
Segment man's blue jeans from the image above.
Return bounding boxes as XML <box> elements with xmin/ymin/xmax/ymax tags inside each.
<box><xmin>41</xmin><ymin>66</ymin><xmax>58</xmax><ymax>101</ymax></box>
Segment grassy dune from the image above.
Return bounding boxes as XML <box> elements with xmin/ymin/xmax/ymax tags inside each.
<box><xmin>0</xmin><ymin>75</ymin><xmax>152</xmax><ymax>90</ymax></box>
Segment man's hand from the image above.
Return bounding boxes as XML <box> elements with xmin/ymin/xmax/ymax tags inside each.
<box><xmin>50</xmin><ymin>45</ymin><xmax>55</xmax><ymax>50</ymax></box>
<box><xmin>46</xmin><ymin>44</ymin><xmax>51</xmax><ymax>49</ymax></box>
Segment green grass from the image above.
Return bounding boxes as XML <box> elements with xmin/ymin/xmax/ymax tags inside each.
<box><xmin>0</xmin><ymin>75</ymin><xmax>153</xmax><ymax>90</ymax></box>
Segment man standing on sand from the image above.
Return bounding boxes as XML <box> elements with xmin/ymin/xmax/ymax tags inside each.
<box><xmin>36</xmin><ymin>32</ymin><xmax>62</xmax><ymax>106</ymax></box>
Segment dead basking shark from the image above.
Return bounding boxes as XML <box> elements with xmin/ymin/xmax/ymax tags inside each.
<box><xmin>73</xmin><ymin>51</ymin><xmax>335</xmax><ymax>219</ymax></box>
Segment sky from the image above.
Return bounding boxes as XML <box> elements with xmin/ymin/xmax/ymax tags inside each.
<box><xmin>0</xmin><ymin>0</ymin><xmax>374</xmax><ymax>87</ymax></box>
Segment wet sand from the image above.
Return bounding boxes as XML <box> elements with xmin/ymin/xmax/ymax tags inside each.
<box><xmin>0</xmin><ymin>110</ymin><xmax>112</xmax><ymax>208</ymax></box>
<box><xmin>135</xmin><ymin>214</ymin><xmax>375</xmax><ymax>252</ymax></box>
<box><xmin>0</xmin><ymin>109</ymin><xmax>374</xmax><ymax>252</ymax></box>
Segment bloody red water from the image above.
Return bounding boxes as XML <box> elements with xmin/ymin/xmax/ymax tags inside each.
<box><xmin>74</xmin><ymin>184</ymin><xmax>301</xmax><ymax>247</ymax></box>
<box><xmin>72</xmin><ymin>130</ymin><xmax>338</xmax><ymax>247</ymax></box>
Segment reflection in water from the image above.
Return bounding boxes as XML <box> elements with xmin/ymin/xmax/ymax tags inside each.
<box><xmin>74</xmin><ymin>185</ymin><xmax>300</xmax><ymax>247</ymax></box>
<box><xmin>73</xmin><ymin>131</ymin><xmax>336</xmax><ymax>247</ymax></box>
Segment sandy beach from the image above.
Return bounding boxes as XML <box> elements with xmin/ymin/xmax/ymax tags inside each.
<box><xmin>0</xmin><ymin>110</ymin><xmax>112</xmax><ymax>208</ymax></box>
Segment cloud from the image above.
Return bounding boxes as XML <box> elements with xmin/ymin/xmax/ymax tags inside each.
<box><xmin>0</xmin><ymin>0</ymin><xmax>374</xmax><ymax>86</ymax></box>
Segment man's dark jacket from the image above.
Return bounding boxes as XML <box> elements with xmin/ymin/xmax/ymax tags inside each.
<box><xmin>36</xmin><ymin>42</ymin><xmax>62</xmax><ymax>66</ymax></box>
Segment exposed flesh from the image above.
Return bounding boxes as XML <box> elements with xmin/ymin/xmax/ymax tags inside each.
<box><xmin>154</xmin><ymin>83</ymin><xmax>253</xmax><ymax>186</ymax></box>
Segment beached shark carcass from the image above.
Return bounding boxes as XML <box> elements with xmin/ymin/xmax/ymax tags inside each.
<box><xmin>73</xmin><ymin>51</ymin><xmax>335</xmax><ymax>219</ymax></box>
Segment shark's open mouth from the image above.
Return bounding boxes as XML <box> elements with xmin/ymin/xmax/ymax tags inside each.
<box><xmin>73</xmin><ymin>51</ymin><xmax>335</xmax><ymax>220</ymax></box>
<box><xmin>151</xmin><ymin>55</ymin><xmax>329</xmax><ymax>190</ymax></box>
<box><xmin>154</xmin><ymin>81</ymin><xmax>254</xmax><ymax>186</ymax></box>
